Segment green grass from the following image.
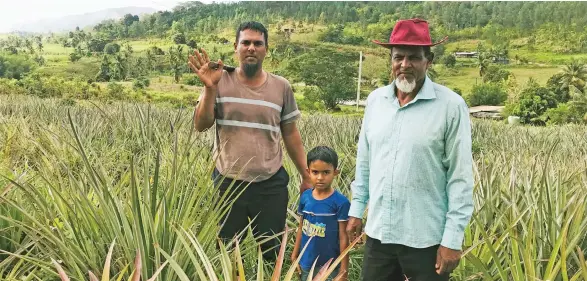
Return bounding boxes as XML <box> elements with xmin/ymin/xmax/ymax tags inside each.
<box><xmin>37</xmin><ymin>56</ymin><xmax>100</xmax><ymax>80</ymax></box>
<box><xmin>436</xmin><ymin>66</ymin><xmax>562</xmax><ymax>95</ymax></box>
<box><xmin>128</xmin><ymin>39</ymin><xmax>174</xmax><ymax>53</ymax></box>
<box><xmin>42</xmin><ymin>43</ymin><xmax>72</xmax><ymax>56</ymax></box>
<box><xmin>445</xmin><ymin>39</ymin><xmax>483</xmax><ymax>53</ymax></box>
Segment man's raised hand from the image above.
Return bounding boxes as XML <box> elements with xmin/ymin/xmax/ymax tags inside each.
<box><xmin>188</xmin><ymin>48</ymin><xmax>224</xmax><ymax>88</ymax></box>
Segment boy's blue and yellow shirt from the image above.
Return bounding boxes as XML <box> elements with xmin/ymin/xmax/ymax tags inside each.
<box><xmin>297</xmin><ymin>189</ymin><xmax>350</xmax><ymax>270</ymax></box>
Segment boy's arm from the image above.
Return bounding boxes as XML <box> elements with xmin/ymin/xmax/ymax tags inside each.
<box><xmin>291</xmin><ymin>216</ymin><xmax>304</xmax><ymax>262</ymax></box>
<box><xmin>338</xmin><ymin>221</ymin><xmax>350</xmax><ymax>281</ymax></box>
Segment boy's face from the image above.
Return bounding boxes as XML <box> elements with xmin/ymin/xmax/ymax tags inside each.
<box><xmin>307</xmin><ymin>160</ymin><xmax>339</xmax><ymax>190</ymax></box>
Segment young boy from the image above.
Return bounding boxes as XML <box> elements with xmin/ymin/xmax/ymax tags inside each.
<box><xmin>292</xmin><ymin>146</ymin><xmax>351</xmax><ymax>281</ymax></box>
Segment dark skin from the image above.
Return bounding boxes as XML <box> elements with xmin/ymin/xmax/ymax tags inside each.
<box><xmin>346</xmin><ymin>45</ymin><xmax>462</xmax><ymax>276</ymax></box>
<box><xmin>188</xmin><ymin>28</ymin><xmax>312</xmax><ymax>193</ymax></box>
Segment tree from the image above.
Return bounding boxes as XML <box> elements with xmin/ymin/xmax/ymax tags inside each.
<box><xmin>286</xmin><ymin>48</ymin><xmax>357</xmax><ymax>110</ymax></box>
<box><xmin>561</xmin><ymin>60</ymin><xmax>587</xmax><ymax>91</ymax></box>
<box><xmin>35</xmin><ymin>36</ymin><xmax>43</xmax><ymax>53</ymax></box>
<box><xmin>87</xmin><ymin>37</ymin><xmax>111</xmax><ymax>53</ymax></box>
<box><xmin>0</xmin><ymin>54</ymin><xmax>36</xmax><ymax>79</ymax></box>
<box><xmin>122</xmin><ymin>14</ymin><xmax>139</xmax><ymax>27</ymax></box>
<box><xmin>187</xmin><ymin>39</ymin><xmax>198</xmax><ymax>49</ymax></box>
<box><xmin>509</xmin><ymin>79</ymin><xmax>559</xmax><ymax>125</ymax></box>
<box><xmin>95</xmin><ymin>55</ymin><xmax>111</xmax><ymax>82</ymax></box>
<box><xmin>104</xmin><ymin>43</ymin><xmax>120</xmax><ymax>55</ymax></box>
<box><xmin>468</xmin><ymin>83</ymin><xmax>508</xmax><ymax>106</ymax></box>
<box><xmin>168</xmin><ymin>45</ymin><xmax>185</xmax><ymax>83</ymax></box>
<box><xmin>172</xmin><ymin>33</ymin><xmax>186</xmax><ymax>45</ymax></box>
<box><xmin>483</xmin><ymin>65</ymin><xmax>511</xmax><ymax>83</ymax></box>
<box><xmin>442</xmin><ymin>54</ymin><xmax>456</xmax><ymax>67</ymax></box>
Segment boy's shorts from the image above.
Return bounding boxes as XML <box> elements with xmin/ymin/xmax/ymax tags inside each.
<box><xmin>300</xmin><ymin>266</ymin><xmax>339</xmax><ymax>281</ymax></box>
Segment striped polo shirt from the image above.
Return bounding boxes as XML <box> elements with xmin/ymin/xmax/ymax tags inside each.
<box><xmin>202</xmin><ymin>70</ymin><xmax>300</xmax><ymax>182</ymax></box>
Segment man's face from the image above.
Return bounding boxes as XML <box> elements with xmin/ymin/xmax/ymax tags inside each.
<box><xmin>234</xmin><ymin>29</ymin><xmax>267</xmax><ymax>73</ymax></box>
<box><xmin>391</xmin><ymin>46</ymin><xmax>432</xmax><ymax>93</ymax></box>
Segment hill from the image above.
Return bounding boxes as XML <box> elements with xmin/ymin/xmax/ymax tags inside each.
<box><xmin>10</xmin><ymin>6</ymin><xmax>157</xmax><ymax>33</ymax></box>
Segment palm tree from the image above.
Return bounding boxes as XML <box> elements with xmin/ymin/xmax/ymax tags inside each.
<box><xmin>560</xmin><ymin>60</ymin><xmax>587</xmax><ymax>90</ymax></box>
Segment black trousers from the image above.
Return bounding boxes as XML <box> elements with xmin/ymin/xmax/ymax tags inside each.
<box><xmin>213</xmin><ymin>166</ymin><xmax>289</xmax><ymax>261</ymax></box>
<box><xmin>361</xmin><ymin>236</ymin><xmax>450</xmax><ymax>281</ymax></box>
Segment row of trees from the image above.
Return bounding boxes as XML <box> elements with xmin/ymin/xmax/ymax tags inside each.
<box><xmin>80</xmin><ymin>2</ymin><xmax>587</xmax><ymax>52</ymax></box>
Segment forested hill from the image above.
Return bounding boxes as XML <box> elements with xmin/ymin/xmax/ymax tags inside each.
<box><xmin>88</xmin><ymin>1</ymin><xmax>587</xmax><ymax>52</ymax></box>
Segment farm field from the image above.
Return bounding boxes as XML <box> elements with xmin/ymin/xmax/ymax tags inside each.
<box><xmin>1</xmin><ymin>94</ymin><xmax>586</xmax><ymax>280</ymax></box>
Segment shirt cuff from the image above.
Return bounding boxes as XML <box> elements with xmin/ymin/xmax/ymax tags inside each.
<box><xmin>441</xmin><ymin>226</ymin><xmax>465</xmax><ymax>251</ymax></box>
<box><xmin>348</xmin><ymin>201</ymin><xmax>367</xmax><ymax>219</ymax></box>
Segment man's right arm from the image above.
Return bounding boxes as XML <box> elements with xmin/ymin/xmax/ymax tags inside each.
<box><xmin>194</xmin><ymin>86</ymin><xmax>217</xmax><ymax>132</ymax></box>
<box><xmin>187</xmin><ymin>48</ymin><xmax>223</xmax><ymax>132</ymax></box>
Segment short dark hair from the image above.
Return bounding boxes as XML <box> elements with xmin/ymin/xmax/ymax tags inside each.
<box><xmin>307</xmin><ymin>146</ymin><xmax>338</xmax><ymax>169</ymax></box>
<box><xmin>390</xmin><ymin>45</ymin><xmax>434</xmax><ymax>61</ymax></box>
<box><xmin>235</xmin><ymin>21</ymin><xmax>268</xmax><ymax>47</ymax></box>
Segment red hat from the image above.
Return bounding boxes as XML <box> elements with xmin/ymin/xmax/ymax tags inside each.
<box><xmin>372</xmin><ymin>18</ymin><xmax>448</xmax><ymax>48</ymax></box>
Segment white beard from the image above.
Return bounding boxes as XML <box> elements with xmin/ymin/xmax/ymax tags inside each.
<box><xmin>395</xmin><ymin>77</ymin><xmax>417</xmax><ymax>93</ymax></box>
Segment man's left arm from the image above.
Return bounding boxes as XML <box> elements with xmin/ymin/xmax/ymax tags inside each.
<box><xmin>281</xmin><ymin>121</ymin><xmax>312</xmax><ymax>193</ymax></box>
<box><xmin>437</xmin><ymin>101</ymin><xmax>475</xmax><ymax>274</ymax></box>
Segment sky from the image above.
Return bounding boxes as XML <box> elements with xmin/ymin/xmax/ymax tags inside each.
<box><xmin>0</xmin><ymin>0</ymin><xmax>195</xmax><ymax>33</ymax></box>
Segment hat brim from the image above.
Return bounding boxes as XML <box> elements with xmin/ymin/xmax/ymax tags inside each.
<box><xmin>372</xmin><ymin>36</ymin><xmax>448</xmax><ymax>49</ymax></box>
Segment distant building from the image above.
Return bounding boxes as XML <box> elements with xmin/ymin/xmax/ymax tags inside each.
<box><xmin>454</xmin><ymin>51</ymin><xmax>478</xmax><ymax>58</ymax></box>
<box><xmin>491</xmin><ymin>56</ymin><xmax>510</xmax><ymax>64</ymax></box>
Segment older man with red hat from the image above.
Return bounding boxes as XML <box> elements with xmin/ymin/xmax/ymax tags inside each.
<box><xmin>346</xmin><ymin>19</ymin><xmax>474</xmax><ymax>281</ymax></box>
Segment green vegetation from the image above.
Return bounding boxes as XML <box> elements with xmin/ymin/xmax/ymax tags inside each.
<box><xmin>1</xmin><ymin>94</ymin><xmax>586</xmax><ymax>280</ymax></box>
<box><xmin>2</xmin><ymin>3</ymin><xmax>587</xmax><ymax>277</ymax></box>
<box><xmin>1</xmin><ymin>2</ymin><xmax>586</xmax><ymax>121</ymax></box>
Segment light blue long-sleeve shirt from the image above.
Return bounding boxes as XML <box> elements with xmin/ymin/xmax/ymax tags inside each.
<box><xmin>349</xmin><ymin>76</ymin><xmax>474</xmax><ymax>250</ymax></box>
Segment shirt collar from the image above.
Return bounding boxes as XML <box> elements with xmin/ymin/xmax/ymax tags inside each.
<box><xmin>385</xmin><ymin>76</ymin><xmax>437</xmax><ymax>103</ymax></box>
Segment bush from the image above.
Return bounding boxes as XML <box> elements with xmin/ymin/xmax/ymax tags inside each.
<box><xmin>87</xmin><ymin>37</ymin><xmax>110</xmax><ymax>52</ymax></box>
<box><xmin>183</xmin><ymin>75</ymin><xmax>203</xmax><ymax>86</ymax></box>
<box><xmin>104</xmin><ymin>43</ymin><xmax>121</xmax><ymax>54</ymax></box>
<box><xmin>509</xmin><ymin>82</ymin><xmax>559</xmax><ymax>125</ymax></box>
<box><xmin>296</xmin><ymin>87</ymin><xmax>326</xmax><ymax>112</ymax></box>
<box><xmin>544</xmin><ymin>103</ymin><xmax>576</xmax><ymax>125</ymax></box>
<box><xmin>133</xmin><ymin>77</ymin><xmax>150</xmax><ymax>90</ymax></box>
<box><xmin>453</xmin><ymin>87</ymin><xmax>463</xmax><ymax>96</ymax></box>
<box><xmin>187</xmin><ymin>39</ymin><xmax>198</xmax><ymax>49</ymax></box>
<box><xmin>0</xmin><ymin>78</ymin><xmax>26</xmax><ymax>94</ymax></box>
<box><xmin>467</xmin><ymin>83</ymin><xmax>508</xmax><ymax>106</ymax></box>
<box><xmin>69</xmin><ymin>52</ymin><xmax>82</xmax><ymax>62</ymax></box>
<box><xmin>442</xmin><ymin>54</ymin><xmax>456</xmax><ymax>67</ymax></box>
<box><xmin>483</xmin><ymin>65</ymin><xmax>511</xmax><ymax>84</ymax></box>
<box><xmin>149</xmin><ymin>46</ymin><xmax>165</xmax><ymax>55</ymax></box>
<box><xmin>106</xmin><ymin>82</ymin><xmax>127</xmax><ymax>100</ymax></box>
<box><xmin>0</xmin><ymin>54</ymin><xmax>36</xmax><ymax>80</ymax></box>
<box><xmin>172</xmin><ymin>33</ymin><xmax>186</xmax><ymax>45</ymax></box>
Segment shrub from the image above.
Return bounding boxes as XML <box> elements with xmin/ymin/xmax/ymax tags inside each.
<box><xmin>483</xmin><ymin>65</ymin><xmax>511</xmax><ymax>84</ymax></box>
<box><xmin>509</xmin><ymin>82</ymin><xmax>559</xmax><ymax>125</ymax></box>
<box><xmin>544</xmin><ymin>103</ymin><xmax>575</xmax><ymax>125</ymax></box>
<box><xmin>467</xmin><ymin>83</ymin><xmax>508</xmax><ymax>106</ymax></box>
<box><xmin>172</xmin><ymin>33</ymin><xmax>186</xmax><ymax>45</ymax></box>
<box><xmin>442</xmin><ymin>54</ymin><xmax>456</xmax><ymax>67</ymax></box>
<box><xmin>0</xmin><ymin>54</ymin><xmax>36</xmax><ymax>80</ymax></box>
<box><xmin>69</xmin><ymin>52</ymin><xmax>82</xmax><ymax>62</ymax></box>
<box><xmin>183</xmin><ymin>75</ymin><xmax>203</xmax><ymax>86</ymax></box>
<box><xmin>104</xmin><ymin>43</ymin><xmax>121</xmax><ymax>54</ymax></box>
<box><xmin>132</xmin><ymin>77</ymin><xmax>150</xmax><ymax>90</ymax></box>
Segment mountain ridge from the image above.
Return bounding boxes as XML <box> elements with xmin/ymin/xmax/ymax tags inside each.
<box><xmin>10</xmin><ymin>6</ymin><xmax>158</xmax><ymax>33</ymax></box>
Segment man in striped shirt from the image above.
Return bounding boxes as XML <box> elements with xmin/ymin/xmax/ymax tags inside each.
<box><xmin>189</xmin><ymin>21</ymin><xmax>312</xmax><ymax>261</ymax></box>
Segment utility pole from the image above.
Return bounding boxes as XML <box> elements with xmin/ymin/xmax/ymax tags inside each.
<box><xmin>356</xmin><ymin>51</ymin><xmax>363</xmax><ymax>111</ymax></box>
